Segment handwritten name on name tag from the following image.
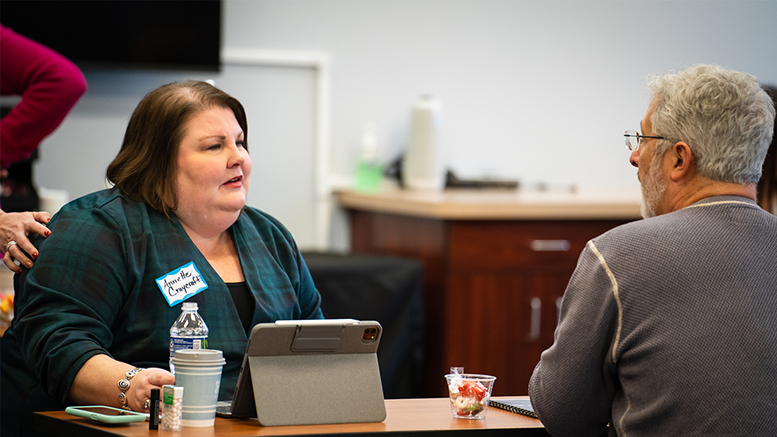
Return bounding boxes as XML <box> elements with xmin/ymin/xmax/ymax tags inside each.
<box><xmin>156</xmin><ymin>262</ymin><xmax>209</xmax><ymax>307</ymax></box>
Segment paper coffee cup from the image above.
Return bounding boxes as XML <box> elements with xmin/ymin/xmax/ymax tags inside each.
<box><xmin>172</xmin><ymin>349</ymin><xmax>226</xmax><ymax>427</ymax></box>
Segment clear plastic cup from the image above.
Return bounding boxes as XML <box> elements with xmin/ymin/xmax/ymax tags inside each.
<box><xmin>445</xmin><ymin>373</ymin><xmax>496</xmax><ymax>420</ymax></box>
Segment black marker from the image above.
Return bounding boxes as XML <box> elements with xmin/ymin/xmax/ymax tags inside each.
<box><xmin>149</xmin><ymin>388</ymin><xmax>160</xmax><ymax>430</ymax></box>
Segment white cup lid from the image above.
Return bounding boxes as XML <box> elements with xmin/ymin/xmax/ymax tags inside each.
<box><xmin>172</xmin><ymin>349</ymin><xmax>226</xmax><ymax>366</ymax></box>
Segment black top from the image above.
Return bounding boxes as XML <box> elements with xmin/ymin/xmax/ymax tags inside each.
<box><xmin>227</xmin><ymin>281</ymin><xmax>254</xmax><ymax>333</ymax></box>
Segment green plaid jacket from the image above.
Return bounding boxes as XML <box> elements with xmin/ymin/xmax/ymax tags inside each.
<box><xmin>2</xmin><ymin>187</ymin><xmax>323</xmax><ymax>415</ymax></box>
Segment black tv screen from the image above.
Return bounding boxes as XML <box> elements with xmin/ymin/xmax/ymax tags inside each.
<box><xmin>1</xmin><ymin>0</ymin><xmax>221</xmax><ymax>72</ymax></box>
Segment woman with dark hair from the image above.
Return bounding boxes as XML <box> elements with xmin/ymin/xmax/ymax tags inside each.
<box><xmin>1</xmin><ymin>81</ymin><xmax>323</xmax><ymax>434</ymax></box>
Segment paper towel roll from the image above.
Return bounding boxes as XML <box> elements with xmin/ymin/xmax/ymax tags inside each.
<box><xmin>403</xmin><ymin>95</ymin><xmax>444</xmax><ymax>190</ymax></box>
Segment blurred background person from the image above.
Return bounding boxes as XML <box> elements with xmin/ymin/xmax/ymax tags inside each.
<box><xmin>756</xmin><ymin>86</ymin><xmax>777</xmax><ymax>213</ymax></box>
<box><xmin>0</xmin><ymin>24</ymin><xmax>86</xmax><ymax>271</ymax></box>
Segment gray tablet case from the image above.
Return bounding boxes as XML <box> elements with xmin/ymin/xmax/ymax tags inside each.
<box><xmin>230</xmin><ymin>319</ymin><xmax>386</xmax><ymax>426</ymax></box>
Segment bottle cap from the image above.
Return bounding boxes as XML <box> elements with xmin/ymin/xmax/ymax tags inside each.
<box><xmin>182</xmin><ymin>302</ymin><xmax>198</xmax><ymax>311</ymax></box>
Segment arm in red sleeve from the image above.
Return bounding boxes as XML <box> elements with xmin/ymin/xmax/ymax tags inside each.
<box><xmin>0</xmin><ymin>25</ymin><xmax>87</xmax><ymax>168</ymax></box>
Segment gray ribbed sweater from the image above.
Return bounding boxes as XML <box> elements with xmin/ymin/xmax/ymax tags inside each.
<box><xmin>529</xmin><ymin>196</ymin><xmax>777</xmax><ymax>436</ymax></box>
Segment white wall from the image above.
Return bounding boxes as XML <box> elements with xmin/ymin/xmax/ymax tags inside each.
<box><xmin>31</xmin><ymin>0</ymin><xmax>777</xmax><ymax>250</ymax></box>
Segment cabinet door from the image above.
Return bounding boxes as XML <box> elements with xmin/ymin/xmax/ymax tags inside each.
<box><xmin>445</xmin><ymin>220</ymin><xmax>630</xmax><ymax>396</ymax></box>
<box><xmin>446</xmin><ymin>268</ymin><xmax>570</xmax><ymax>396</ymax></box>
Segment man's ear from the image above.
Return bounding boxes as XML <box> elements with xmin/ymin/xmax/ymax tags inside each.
<box><xmin>668</xmin><ymin>142</ymin><xmax>694</xmax><ymax>182</ymax></box>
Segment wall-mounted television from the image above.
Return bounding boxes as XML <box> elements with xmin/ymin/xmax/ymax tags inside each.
<box><xmin>1</xmin><ymin>0</ymin><xmax>221</xmax><ymax>72</ymax></box>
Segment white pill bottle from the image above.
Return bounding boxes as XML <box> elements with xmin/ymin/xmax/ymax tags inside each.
<box><xmin>161</xmin><ymin>385</ymin><xmax>183</xmax><ymax>431</ymax></box>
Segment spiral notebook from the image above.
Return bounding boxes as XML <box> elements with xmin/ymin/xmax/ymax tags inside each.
<box><xmin>488</xmin><ymin>398</ymin><xmax>538</xmax><ymax>418</ymax></box>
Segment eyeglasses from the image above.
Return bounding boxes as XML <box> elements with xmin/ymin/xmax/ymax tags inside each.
<box><xmin>624</xmin><ymin>130</ymin><xmax>665</xmax><ymax>151</ymax></box>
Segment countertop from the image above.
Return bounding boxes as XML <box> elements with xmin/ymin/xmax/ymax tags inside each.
<box><xmin>335</xmin><ymin>187</ymin><xmax>643</xmax><ymax>220</ymax></box>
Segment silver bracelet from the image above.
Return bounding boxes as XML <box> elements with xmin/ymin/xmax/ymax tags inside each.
<box><xmin>118</xmin><ymin>367</ymin><xmax>144</xmax><ymax>410</ymax></box>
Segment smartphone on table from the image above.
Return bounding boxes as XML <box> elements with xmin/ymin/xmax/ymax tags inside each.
<box><xmin>65</xmin><ymin>406</ymin><xmax>147</xmax><ymax>424</ymax></box>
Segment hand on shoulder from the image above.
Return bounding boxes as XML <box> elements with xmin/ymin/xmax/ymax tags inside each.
<box><xmin>0</xmin><ymin>209</ymin><xmax>52</xmax><ymax>272</ymax></box>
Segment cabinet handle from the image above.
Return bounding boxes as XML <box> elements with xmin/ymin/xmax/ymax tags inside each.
<box><xmin>528</xmin><ymin>297</ymin><xmax>541</xmax><ymax>342</ymax></box>
<box><xmin>530</xmin><ymin>239</ymin><xmax>571</xmax><ymax>252</ymax></box>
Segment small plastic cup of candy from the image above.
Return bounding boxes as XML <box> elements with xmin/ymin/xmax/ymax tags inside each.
<box><xmin>445</xmin><ymin>373</ymin><xmax>496</xmax><ymax>419</ymax></box>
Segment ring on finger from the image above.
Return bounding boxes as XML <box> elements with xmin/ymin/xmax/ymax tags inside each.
<box><xmin>5</xmin><ymin>240</ymin><xmax>17</xmax><ymax>253</ymax></box>
<box><xmin>143</xmin><ymin>399</ymin><xmax>150</xmax><ymax>410</ymax></box>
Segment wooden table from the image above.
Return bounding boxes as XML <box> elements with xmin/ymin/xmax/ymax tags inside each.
<box><xmin>32</xmin><ymin>397</ymin><xmax>547</xmax><ymax>437</ymax></box>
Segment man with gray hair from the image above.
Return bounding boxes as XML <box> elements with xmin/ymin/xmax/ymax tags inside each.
<box><xmin>529</xmin><ymin>64</ymin><xmax>777</xmax><ymax>436</ymax></box>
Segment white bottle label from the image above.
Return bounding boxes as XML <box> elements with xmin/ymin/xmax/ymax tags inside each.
<box><xmin>170</xmin><ymin>336</ymin><xmax>208</xmax><ymax>358</ymax></box>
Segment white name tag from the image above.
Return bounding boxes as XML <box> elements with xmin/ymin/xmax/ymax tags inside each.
<box><xmin>156</xmin><ymin>262</ymin><xmax>209</xmax><ymax>307</ymax></box>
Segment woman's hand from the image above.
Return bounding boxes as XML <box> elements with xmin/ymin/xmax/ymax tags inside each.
<box><xmin>127</xmin><ymin>368</ymin><xmax>176</xmax><ymax>412</ymax></box>
<box><xmin>0</xmin><ymin>209</ymin><xmax>51</xmax><ymax>272</ymax></box>
<box><xmin>70</xmin><ymin>355</ymin><xmax>175</xmax><ymax>412</ymax></box>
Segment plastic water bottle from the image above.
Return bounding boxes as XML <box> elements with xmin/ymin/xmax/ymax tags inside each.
<box><xmin>169</xmin><ymin>302</ymin><xmax>208</xmax><ymax>374</ymax></box>
<box><xmin>354</xmin><ymin>121</ymin><xmax>383</xmax><ymax>193</ymax></box>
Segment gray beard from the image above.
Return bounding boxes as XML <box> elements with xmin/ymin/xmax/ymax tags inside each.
<box><xmin>640</xmin><ymin>160</ymin><xmax>667</xmax><ymax>219</ymax></box>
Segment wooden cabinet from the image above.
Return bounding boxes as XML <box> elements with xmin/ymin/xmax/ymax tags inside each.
<box><xmin>444</xmin><ymin>220</ymin><xmax>629</xmax><ymax>396</ymax></box>
<box><xmin>338</xmin><ymin>189</ymin><xmax>640</xmax><ymax>397</ymax></box>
